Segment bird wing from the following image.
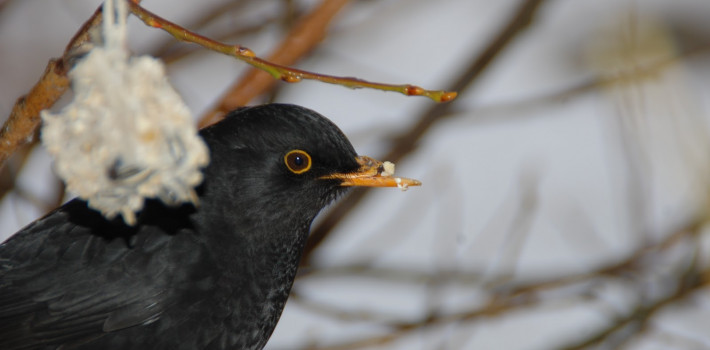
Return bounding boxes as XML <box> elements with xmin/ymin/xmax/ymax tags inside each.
<box><xmin>0</xmin><ymin>199</ymin><xmax>192</xmax><ymax>348</ymax></box>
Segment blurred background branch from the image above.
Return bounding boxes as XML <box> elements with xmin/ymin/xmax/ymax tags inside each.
<box><xmin>2</xmin><ymin>0</ymin><xmax>710</xmax><ymax>349</ymax></box>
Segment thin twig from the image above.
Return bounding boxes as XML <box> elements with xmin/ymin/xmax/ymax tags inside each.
<box><xmin>126</xmin><ymin>0</ymin><xmax>456</xmax><ymax>128</ymax></box>
<box><xmin>157</xmin><ymin>17</ymin><xmax>283</xmax><ymax>64</ymax></box>
<box><xmin>200</xmin><ymin>0</ymin><xmax>352</xmax><ymax>126</ymax></box>
<box><xmin>153</xmin><ymin>1</ymin><xmax>279</xmax><ymax>63</ymax></box>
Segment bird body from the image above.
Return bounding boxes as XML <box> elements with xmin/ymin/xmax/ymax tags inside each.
<box><xmin>0</xmin><ymin>104</ymin><xmax>419</xmax><ymax>349</ymax></box>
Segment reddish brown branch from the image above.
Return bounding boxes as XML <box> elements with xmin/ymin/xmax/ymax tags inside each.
<box><xmin>0</xmin><ymin>60</ymin><xmax>69</xmax><ymax>170</ymax></box>
<box><xmin>199</xmin><ymin>0</ymin><xmax>352</xmax><ymax>127</ymax></box>
<box><xmin>0</xmin><ymin>3</ymin><xmax>109</xmax><ymax>171</ymax></box>
<box><xmin>127</xmin><ymin>0</ymin><xmax>454</xmax><ymax>129</ymax></box>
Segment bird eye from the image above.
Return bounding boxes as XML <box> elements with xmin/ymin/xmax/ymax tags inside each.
<box><xmin>284</xmin><ymin>150</ymin><xmax>312</xmax><ymax>174</ymax></box>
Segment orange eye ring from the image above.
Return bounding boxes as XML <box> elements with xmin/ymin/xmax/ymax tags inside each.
<box><xmin>284</xmin><ymin>150</ymin><xmax>312</xmax><ymax>174</ymax></box>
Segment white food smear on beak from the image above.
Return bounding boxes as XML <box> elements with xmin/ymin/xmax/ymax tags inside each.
<box><xmin>40</xmin><ymin>0</ymin><xmax>209</xmax><ymax>225</ymax></box>
<box><xmin>382</xmin><ymin>161</ymin><xmax>395</xmax><ymax>176</ymax></box>
<box><xmin>395</xmin><ymin>177</ymin><xmax>409</xmax><ymax>191</ymax></box>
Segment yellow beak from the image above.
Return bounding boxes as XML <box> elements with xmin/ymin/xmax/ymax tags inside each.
<box><xmin>320</xmin><ymin>156</ymin><xmax>421</xmax><ymax>190</ymax></box>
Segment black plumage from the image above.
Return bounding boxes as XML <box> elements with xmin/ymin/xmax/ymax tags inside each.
<box><xmin>0</xmin><ymin>104</ymin><xmax>419</xmax><ymax>350</ymax></box>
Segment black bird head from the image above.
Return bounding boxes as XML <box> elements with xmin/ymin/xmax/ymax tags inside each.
<box><xmin>197</xmin><ymin>104</ymin><xmax>420</xmax><ymax>227</ymax></box>
<box><xmin>188</xmin><ymin>104</ymin><xmax>421</xmax><ymax>348</ymax></box>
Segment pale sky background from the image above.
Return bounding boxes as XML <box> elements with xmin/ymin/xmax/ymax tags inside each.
<box><xmin>2</xmin><ymin>0</ymin><xmax>710</xmax><ymax>349</ymax></box>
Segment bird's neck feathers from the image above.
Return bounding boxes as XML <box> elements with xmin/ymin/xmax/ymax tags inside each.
<box><xmin>191</xmin><ymin>158</ymin><xmax>319</xmax><ymax>271</ymax></box>
<box><xmin>190</xmin><ymin>178</ymin><xmax>313</xmax><ymax>345</ymax></box>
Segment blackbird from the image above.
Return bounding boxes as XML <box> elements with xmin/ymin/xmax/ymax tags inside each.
<box><xmin>0</xmin><ymin>104</ymin><xmax>420</xmax><ymax>350</ymax></box>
